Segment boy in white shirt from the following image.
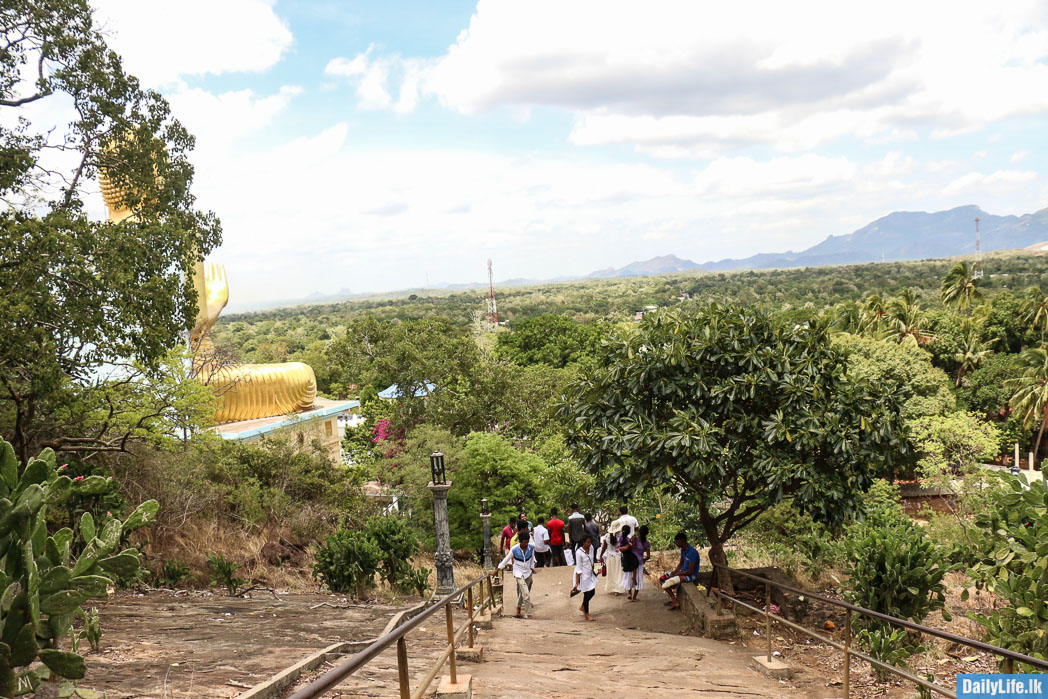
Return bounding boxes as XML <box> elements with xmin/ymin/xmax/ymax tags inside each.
<box><xmin>532</xmin><ymin>517</ymin><xmax>551</xmax><ymax>568</ymax></box>
<box><xmin>494</xmin><ymin>532</ymin><xmax>536</xmax><ymax>618</ymax></box>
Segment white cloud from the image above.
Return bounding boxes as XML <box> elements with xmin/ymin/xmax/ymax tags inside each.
<box><xmin>328</xmin><ymin>0</ymin><xmax>1048</xmax><ymax>154</ymax></box>
<box><xmin>325</xmin><ymin>47</ymin><xmax>429</xmax><ymax>114</ymax></box>
<box><xmin>167</xmin><ymin>85</ymin><xmax>303</xmax><ymax>150</ymax></box>
<box><xmin>942</xmin><ymin>170</ymin><xmax>1039</xmax><ymax>196</ymax></box>
<box><xmin>92</xmin><ymin>0</ymin><xmax>293</xmax><ymax>86</ymax></box>
<box><xmin>1012</xmin><ymin>150</ymin><xmax>1032</xmax><ymax>163</ymax></box>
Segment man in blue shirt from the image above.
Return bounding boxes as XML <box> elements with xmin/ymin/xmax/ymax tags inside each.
<box><xmin>662</xmin><ymin>531</ymin><xmax>701</xmax><ymax>611</ymax></box>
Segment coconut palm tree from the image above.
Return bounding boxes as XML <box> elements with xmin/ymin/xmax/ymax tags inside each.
<box><xmin>1008</xmin><ymin>347</ymin><xmax>1048</xmax><ymax>460</ymax></box>
<box><xmin>940</xmin><ymin>261</ymin><xmax>983</xmax><ymax>316</ymax></box>
<box><xmin>1022</xmin><ymin>286</ymin><xmax>1048</xmax><ymax>342</ymax></box>
<box><xmin>831</xmin><ymin>301</ymin><xmax>863</xmax><ymax>334</ymax></box>
<box><xmin>887</xmin><ymin>289</ymin><xmax>934</xmax><ymax>345</ymax></box>
<box><xmin>860</xmin><ymin>293</ymin><xmax>888</xmax><ymax>336</ymax></box>
<box><xmin>953</xmin><ymin>327</ymin><xmax>995</xmax><ymax>387</ymax></box>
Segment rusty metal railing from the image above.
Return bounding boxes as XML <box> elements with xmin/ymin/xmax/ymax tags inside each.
<box><xmin>288</xmin><ymin>574</ymin><xmax>498</xmax><ymax>699</ymax></box>
<box><xmin>710</xmin><ymin>564</ymin><xmax>1048</xmax><ymax>697</ymax></box>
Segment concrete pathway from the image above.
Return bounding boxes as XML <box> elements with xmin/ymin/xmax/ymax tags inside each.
<box><xmin>469</xmin><ymin>565</ymin><xmax>818</xmax><ymax>698</ymax></box>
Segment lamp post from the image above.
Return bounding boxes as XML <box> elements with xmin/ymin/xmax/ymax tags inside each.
<box><xmin>428</xmin><ymin>452</ymin><xmax>455</xmax><ymax>596</ymax></box>
<box><xmin>480</xmin><ymin>498</ymin><xmax>493</xmax><ymax>569</ymax></box>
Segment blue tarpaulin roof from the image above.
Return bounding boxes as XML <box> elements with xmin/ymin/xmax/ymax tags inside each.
<box><xmin>378</xmin><ymin>382</ymin><xmax>435</xmax><ymax>400</ymax></box>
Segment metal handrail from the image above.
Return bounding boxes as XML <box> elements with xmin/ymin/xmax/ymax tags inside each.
<box><xmin>288</xmin><ymin>574</ymin><xmax>497</xmax><ymax>699</ymax></box>
<box><xmin>710</xmin><ymin>563</ymin><xmax>1048</xmax><ymax>698</ymax></box>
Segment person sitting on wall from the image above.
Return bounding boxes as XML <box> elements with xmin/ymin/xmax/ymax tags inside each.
<box><xmin>660</xmin><ymin>531</ymin><xmax>701</xmax><ymax>611</ymax></box>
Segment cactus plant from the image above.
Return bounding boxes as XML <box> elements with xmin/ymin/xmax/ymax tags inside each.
<box><xmin>0</xmin><ymin>439</ymin><xmax>158</xmax><ymax>696</ymax></box>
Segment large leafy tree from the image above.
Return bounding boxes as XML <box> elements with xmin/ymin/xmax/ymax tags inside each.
<box><xmin>0</xmin><ymin>0</ymin><xmax>221</xmax><ymax>460</ymax></box>
<box><xmin>560</xmin><ymin>304</ymin><xmax>909</xmax><ymax>589</ymax></box>
<box><xmin>495</xmin><ymin>314</ymin><xmax>608</xmax><ymax>368</ymax></box>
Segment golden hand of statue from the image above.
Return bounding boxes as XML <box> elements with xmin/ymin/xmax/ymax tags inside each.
<box><xmin>191</xmin><ymin>261</ymin><xmax>229</xmax><ymax>342</ymax></box>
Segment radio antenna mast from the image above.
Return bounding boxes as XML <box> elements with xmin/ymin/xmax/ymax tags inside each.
<box><xmin>974</xmin><ymin>217</ymin><xmax>984</xmax><ymax>279</ymax></box>
<box><xmin>486</xmin><ymin>259</ymin><xmax>498</xmax><ymax>329</ymax></box>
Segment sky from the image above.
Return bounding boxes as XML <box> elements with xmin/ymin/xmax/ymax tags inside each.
<box><xmin>82</xmin><ymin>0</ymin><xmax>1048</xmax><ymax>307</ymax></box>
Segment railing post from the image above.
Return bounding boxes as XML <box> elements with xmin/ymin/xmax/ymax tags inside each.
<box><xmin>765</xmin><ymin>581</ymin><xmax>772</xmax><ymax>662</ymax></box>
<box><xmin>445</xmin><ymin>603</ymin><xmax>458</xmax><ymax>684</ymax></box>
<box><xmin>396</xmin><ymin>637</ymin><xmax>410</xmax><ymax>699</ymax></box>
<box><xmin>1004</xmin><ymin>657</ymin><xmax>1014</xmax><ymax>675</ymax></box>
<box><xmin>487</xmin><ymin>574</ymin><xmax>495</xmax><ymax>609</ymax></box>
<box><xmin>467</xmin><ymin>586</ymin><xmax>475</xmax><ymax>648</ymax></box>
<box><xmin>844</xmin><ymin>608</ymin><xmax>851</xmax><ymax>698</ymax></box>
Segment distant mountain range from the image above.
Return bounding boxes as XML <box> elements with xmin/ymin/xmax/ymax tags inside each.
<box><xmin>227</xmin><ymin>204</ymin><xmax>1048</xmax><ymax>313</ymax></box>
<box><xmin>587</xmin><ymin>205</ymin><xmax>1048</xmax><ymax>278</ymax></box>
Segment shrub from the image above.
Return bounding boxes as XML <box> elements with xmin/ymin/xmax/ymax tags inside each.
<box><xmin>155</xmin><ymin>560</ymin><xmax>191</xmax><ymax>588</ymax></box>
<box><xmin>844</xmin><ymin>492</ymin><xmax>949</xmax><ymax>678</ymax></box>
<box><xmin>967</xmin><ymin>474</ymin><xmax>1048</xmax><ymax>670</ymax></box>
<box><xmin>312</xmin><ymin>529</ymin><xmax>382</xmax><ymax>597</ymax></box>
<box><xmin>364</xmin><ymin>517</ymin><xmax>420</xmax><ymax>591</ymax></box>
<box><xmin>207</xmin><ymin>553</ymin><xmax>246</xmax><ymax>596</ymax></box>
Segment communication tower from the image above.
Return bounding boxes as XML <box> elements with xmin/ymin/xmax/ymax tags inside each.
<box><xmin>973</xmin><ymin>217</ymin><xmax>984</xmax><ymax>279</ymax></box>
<box><xmin>486</xmin><ymin>259</ymin><xmax>498</xmax><ymax>329</ymax></box>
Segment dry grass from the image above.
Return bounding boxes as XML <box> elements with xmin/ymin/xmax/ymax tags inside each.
<box><xmin>145</xmin><ymin>517</ymin><xmax>319</xmax><ymax>592</ymax></box>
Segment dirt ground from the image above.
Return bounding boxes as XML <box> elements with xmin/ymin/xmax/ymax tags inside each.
<box><xmin>80</xmin><ymin>589</ymin><xmax>416</xmax><ymax>698</ymax></box>
<box><xmin>731</xmin><ymin>571</ymin><xmax>1005</xmax><ymax>699</ymax></box>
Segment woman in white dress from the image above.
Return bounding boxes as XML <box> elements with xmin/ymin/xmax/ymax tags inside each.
<box><xmin>572</xmin><ymin>534</ymin><xmax>598</xmax><ymax>621</ymax></box>
<box><xmin>599</xmin><ymin>523</ymin><xmax>624</xmax><ymax>594</ymax></box>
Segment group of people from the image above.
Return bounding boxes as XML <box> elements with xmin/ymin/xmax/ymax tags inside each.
<box><xmin>493</xmin><ymin>505</ymin><xmax>702</xmax><ymax>620</ymax></box>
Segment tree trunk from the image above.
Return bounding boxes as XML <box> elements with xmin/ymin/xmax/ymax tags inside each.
<box><xmin>1035</xmin><ymin>408</ymin><xmax>1047</xmax><ymax>465</ymax></box>
<box><xmin>706</xmin><ymin>535</ymin><xmax>734</xmax><ymax>595</ymax></box>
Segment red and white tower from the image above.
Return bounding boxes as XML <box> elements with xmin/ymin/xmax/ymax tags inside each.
<box><xmin>486</xmin><ymin>259</ymin><xmax>498</xmax><ymax>329</ymax></box>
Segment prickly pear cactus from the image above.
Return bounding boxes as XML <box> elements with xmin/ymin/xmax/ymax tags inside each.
<box><xmin>0</xmin><ymin>439</ymin><xmax>158</xmax><ymax>696</ymax></box>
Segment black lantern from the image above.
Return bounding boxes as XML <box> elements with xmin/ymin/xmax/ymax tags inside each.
<box><xmin>429</xmin><ymin>451</ymin><xmax>446</xmax><ymax>484</ymax></box>
<box><xmin>481</xmin><ymin>498</ymin><xmax>489</xmax><ymax>515</ymax></box>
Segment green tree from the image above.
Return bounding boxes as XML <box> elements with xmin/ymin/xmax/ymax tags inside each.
<box><xmin>940</xmin><ymin>261</ymin><xmax>983</xmax><ymax>315</ymax></box>
<box><xmin>495</xmin><ymin>314</ymin><xmax>608</xmax><ymax>368</ymax></box>
<box><xmin>953</xmin><ymin>326</ymin><xmax>995</xmax><ymax>387</ymax></box>
<box><xmin>0</xmin><ymin>1</ymin><xmax>221</xmax><ymax>460</ymax></box>
<box><xmin>910</xmin><ymin>412</ymin><xmax>1000</xmax><ymax>488</ymax></box>
<box><xmin>834</xmin><ymin>334</ymin><xmax>955</xmax><ymax>421</ymax></box>
<box><xmin>1008</xmin><ymin>347</ymin><xmax>1048</xmax><ymax>459</ymax></box>
<box><xmin>559</xmin><ymin>304</ymin><xmax>909</xmax><ymax>589</ymax></box>
<box><xmin>1023</xmin><ymin>286</ymin><xmax>1048</xmax><ymax>343</ymax></box>
<box><xmin>981</xmin><ymin>292</ymin><xmax>1034</xmax><ymax>354</ymax></box>
<box><xmin>958</xmin><ymin>352</ymin><xmax>1024</xmax><ymax>418</ymax></box>
<box><xmin>447</xmin><ymin>433</ymin><xmax>544</xmax><ymax>551</ymax></box>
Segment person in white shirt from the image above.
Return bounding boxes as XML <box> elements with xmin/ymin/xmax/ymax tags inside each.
<box><xmin>494</xmin><ymin>532</ymin><xmax>536</xmax><ymax>618</ymax></box>
<box><xmin>532</xmin><ymin>517</ymin><xmax>551</xmax><ymax>568</ymax></box>
<box><xmin>572</xmin><ymin>533</ymin><xmax>598</xmax><ymax>621</ymax></box>
<box><xmin>614</xmin><ymin>505</ymin><xmax>639</xmax><ymax>534</ymax></box>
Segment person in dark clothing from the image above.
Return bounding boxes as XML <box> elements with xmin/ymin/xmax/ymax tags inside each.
<box><xmin>583</xmin><ymin>513</ymin><xmax>600</xmax><ymax>550</ymax></box>
<box><xmin>567</xmin><ymin>503</ymin><xmax>586</xmax><ymax>558</ymax></box>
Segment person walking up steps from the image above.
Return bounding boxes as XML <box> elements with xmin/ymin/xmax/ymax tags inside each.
<box><xmin>532</xmin><ymin>516</ymin><xmax>551</xmax><ymax>568</ymax></box>
<box><xmin>547</xmin><ymin>508</ymin><xmax>566</xmax><ymax>566</ymax></box>
<box><xmin>599</xmin><ymin>524</ymin><xmax>624</xmax><ymax>594</ymax></box>
<box><xmin>494</xmin><ymin>531</ymin><xmax>536</xmax><ymax>618</ymax></box>
<box><xmin>567</xmin><ymin>503</ymin><xmax>586</xmax><ymax>559</ymax></box>
<box><xmin>618</xmin><ymin>525</ymin><xmax>639</xmax><ymax>595</ymax></box>
<box><xmin>572</xmin><ymin>534</ymin><xmax>598</xmax><ymax>621</ymax></box>
<box><xmin>625</xmin><ymin>525</ymin><xmax>651</xmax><ymax>601</ymax></box>
<box><xmin>500</xmin><ymin>516</ymin><xmax>517</xmax><ymax>555</ymax></box>
<box><xmin>584</xmin><ymin>513</ymin><xmax>600</xmax><ymax>552</ymax></box>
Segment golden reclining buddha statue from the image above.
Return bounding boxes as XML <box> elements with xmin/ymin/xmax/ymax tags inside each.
<box><xmin>100</xmin><ymin>172</ymin><xmax>317</xmax><ymax>423</ymax></box>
